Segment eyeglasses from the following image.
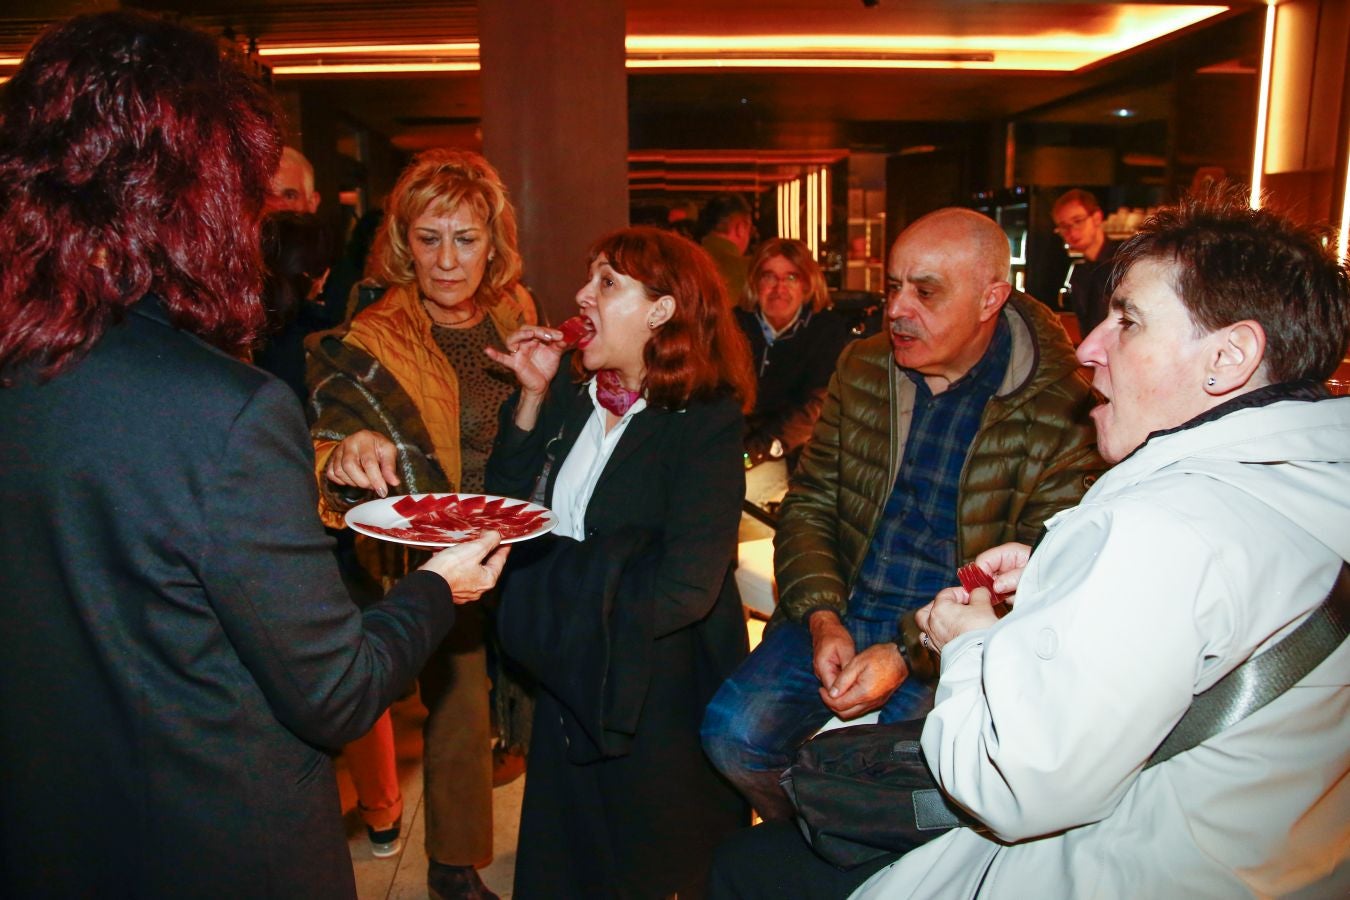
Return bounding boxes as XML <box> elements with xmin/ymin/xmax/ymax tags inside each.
<box><xmin>1053</xmin><ymin>214</ymin><xmax>1091</xmax><ymax>235</ymax></box>
<box><xmin>756</xmin><ymin>271</ymin><xmax>802</xmax><ymax>288</ymax></box>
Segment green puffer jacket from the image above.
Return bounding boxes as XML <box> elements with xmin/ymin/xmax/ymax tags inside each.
<box><xmin>774</xmin><ymin>293</ymin><xmax>1106</xmax><ymax>629</ymax></box>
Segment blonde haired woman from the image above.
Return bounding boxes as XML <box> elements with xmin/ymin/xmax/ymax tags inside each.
<box><xmin>308</xmin><ymin>148</ymin><xmax>535</xmax><ymax>899</ymax></box>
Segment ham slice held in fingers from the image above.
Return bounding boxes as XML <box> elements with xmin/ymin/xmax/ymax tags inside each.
<box><xmin>558</xmin><ymin>315</ymin><xmax>595</xmax><ymax>349</ymax></box>
<box><xmin>957</xmin><ymin>562</ymin><xmax>1006</xmax><ymax>608</ymax></box>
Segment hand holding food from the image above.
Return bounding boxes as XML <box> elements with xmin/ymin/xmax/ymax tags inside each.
<box><xmin>325</xmin><ymin>429</ymin><xmax>400</xmax><ymax>498</ymax></box>
<box><xmin>484</xmin><ymin>320</ymin><xmax>583</xmax><ymax>395</ymax></box>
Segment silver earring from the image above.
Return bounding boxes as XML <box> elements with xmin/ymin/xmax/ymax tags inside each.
<box><xmin>1207</xmin><ymin>376</ymin><xmax>1216</xmax><ymax>386</ymax></box>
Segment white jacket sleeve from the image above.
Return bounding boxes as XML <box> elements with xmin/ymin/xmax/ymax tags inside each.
<box><xmin>921</xmin><ymin>498</ymin><xmax>1234</xmax><ymax>841</ymax></box>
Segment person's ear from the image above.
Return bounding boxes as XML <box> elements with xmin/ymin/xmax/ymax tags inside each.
<box><xmin>1205</xmin><ymin>320</ymin><xmax>1267</xmax><ymax>394</ymax></box>
<box><xmin>648</xmin><ymin>295</ymin><xmax>676</xmax><ymax>329</ymax></box>
<box><xmin>308</xmin><ymin>191</ymin><xmax>321</xmax><ymax>214</ymax></box>
<box><xmin>979</xmin><ymin>280</ymin><xmax>1013</xmax><ymax>322</ymax></box>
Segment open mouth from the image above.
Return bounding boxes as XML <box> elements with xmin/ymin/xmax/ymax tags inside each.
<box><xmin>558</xmin><ymin>315</ymin><xmax>597</xmax><ymax>350</ymax></box>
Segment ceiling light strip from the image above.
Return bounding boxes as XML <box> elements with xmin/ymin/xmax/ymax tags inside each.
<box><xmin>259</xmin><ymin>42</ymin><xmax>478</xmax><ymax>57</ymax></box>
<box><xmin>1250</xmin><ymin>1</ymin><xmax>1277</xmax><ymax>210</ymax></box>
<box><xmin>271</xmin><ymin>61</ymin><xmax>480</xmax><ymax>75</ymax></box>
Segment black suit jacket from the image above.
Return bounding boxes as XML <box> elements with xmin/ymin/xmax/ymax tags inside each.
<box><xmin>0</xmin><ymin>297</ymin><xmax>456</xmax><ymax>898</ymax></box>
<box><xmin>486</xmin><ymin>366</ymin><xmax>751</xmax><ymax>897</ymax></box>
<box><xmin>488</xmin><ymin>363</ymin><xmax>747</xmax><ymax>659</ymax></box>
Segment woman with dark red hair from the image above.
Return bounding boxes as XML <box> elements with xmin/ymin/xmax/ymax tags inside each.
<box><xmin>485</xmin><ymin>226</ymin><xmax>756</xmax><ymax>898</ymax></box>
<box><xmin>0</xmin><ymin>13</ymin><xmax>506</xmax><ymax>899</ymax></box>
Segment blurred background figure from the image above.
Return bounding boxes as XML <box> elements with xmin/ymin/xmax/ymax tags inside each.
<box><xmin>737</xmin><ymin>238</ymin><xmax>852</xmax><ymax>472</ymax></box>
<box><xmin>253</xmin><ymin>211</ymin><xmax>333</xmax><ymax>405</ymax></box>
<box><xmin>485</xmin><ymin>226</ymin><xmax>756</xmax><ymax>899</ymax></box>
<box><xmin>323</xmin><ymin>208</ymin><xmax>386</xmax><ymax>326</ymax></box>
<box><xmin>267</xmin><ymin>145</ymin><xmax>323</xmax><ymax>215</ymax></box>
<box><xmin>1052</xmin><ymin>187</ymin><xmax>1120</xmax><ymax>338</ymax></box>
<box><xmin>666</xmin><ymin>198</ymin><xmax>699</xmax><ymax>241</ymax></box>
<box><xmin>0</xmin><ymin>12</ymin><xmax>506</xmax><ymax>899</ymax></box>
<box><xmin>307</xmin><ymin>148</ymin><xmax>536</xmax><ymax>900</ymax></box>
<box><xmin>699</xmin><ymin>193</ymin><xmax>754</xmax><ymax>306</ymax></box>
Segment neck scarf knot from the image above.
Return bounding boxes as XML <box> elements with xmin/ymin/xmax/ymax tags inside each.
<box><xmin>596</xmin><ymin>369</ymin><xmax>642</xmax><ymax>416</ymax></box>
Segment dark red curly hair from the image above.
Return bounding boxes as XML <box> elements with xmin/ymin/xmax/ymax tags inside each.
<box><xmin>0</xmin><ymin>11</ymin><xmax>281</xmax><ymax>381</ymax></box>
<box><xmin>581</xmin><ymin>226</ymin><xmax>755</xmax><ymax>414</ymax></box>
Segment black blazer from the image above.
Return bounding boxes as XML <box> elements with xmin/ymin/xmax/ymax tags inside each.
<box><xmin>0</xmin><ymin>297</ymin><xmax>457</xmax><ymax>899</ymax></box>
<box><xmin>486</xmin><ymin>365</ymin><xmax>751</xmax><ymax>897</ymax></box>
<box><xmin>488</xmin><ymin>363</ymin><xmax>747</xmax><ymax>659</ymax></box>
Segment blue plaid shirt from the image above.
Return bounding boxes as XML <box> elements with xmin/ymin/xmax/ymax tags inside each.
<box><xmin>849</xmin><ymin>317</ymin><xmax>1011</xmax><ymax>715</ymax></box>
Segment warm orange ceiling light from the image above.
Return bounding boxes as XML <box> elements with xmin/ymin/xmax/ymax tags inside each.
<box><xmin>259</xmin><ymin>42</ymin><xmax>476</xmax><ymax>57</ymax></box>
<box><xmin>273</xmin><ymin>62</ymin><xmax>479</xmax><ymax>75</ymax></box>
<box><xmin>250</xmin><ymin>3</ymin><xmax>1229</xmax><ymax>77</ymax></box>
<box><xmin>628</xmin><ymin>7</ymin><xmax>1228</xmax><ymax>72</ymax></box>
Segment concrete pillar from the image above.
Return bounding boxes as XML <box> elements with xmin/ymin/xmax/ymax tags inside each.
<box><xmin>478</xmin><ymin>0</ymin><xmax>629</xmax><ymax>324</ymax></box>
<box><xmin>1261</xmin><ymin>0</ymin><xmax>1350</xmax><ymax>222</ymax></box>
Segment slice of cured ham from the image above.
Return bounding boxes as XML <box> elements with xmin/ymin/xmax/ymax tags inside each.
<box><xmin>368</xmin><ymin>493</ymin><xmax>552</xmax><ymax>544</ymax></box>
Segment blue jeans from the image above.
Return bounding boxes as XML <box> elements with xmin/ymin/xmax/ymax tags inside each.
<box><xmin>700</xmin><ymin>615</ymin><xmax>934</xmax><ymax>821</ymax></box>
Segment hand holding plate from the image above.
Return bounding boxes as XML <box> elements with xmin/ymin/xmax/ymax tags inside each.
<box><xmin>419</xmin><ymin>530</ymin><xmax>511</xmax><ymax>604</ymax></box>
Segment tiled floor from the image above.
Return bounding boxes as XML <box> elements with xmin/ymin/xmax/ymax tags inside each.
<box><xmin>335</xmin><ymin>694</ymin><xmax>524</xmax><ymax>900</ymax></box>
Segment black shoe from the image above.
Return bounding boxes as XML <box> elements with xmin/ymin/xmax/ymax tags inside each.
<box><xmin>428</xmin><ymin>862</ymin><xmax>499</xmax><ymax>900</ymax></box>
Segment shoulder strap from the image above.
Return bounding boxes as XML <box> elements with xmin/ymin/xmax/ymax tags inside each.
<box><xmin>1147</xmin><ymin>562</ymin><xmax>1350</xmax><ymax>768</ymax></box>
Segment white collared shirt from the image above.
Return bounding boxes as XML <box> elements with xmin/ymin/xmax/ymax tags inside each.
<box><xmin>550</xmin><ymin>378</ymin><xmax>648</xmax><ymax>541</ymax></box>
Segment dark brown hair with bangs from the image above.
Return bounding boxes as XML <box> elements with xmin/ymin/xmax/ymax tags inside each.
<box><xmin>579</xmin><ymin>227</ymin><xmax>755</xmax><ymax>413</ymax></box>
<box><xmin>1108</xmin><ymin>185</ymin><xmax>1350</xmax><ymax>384</ymax></box>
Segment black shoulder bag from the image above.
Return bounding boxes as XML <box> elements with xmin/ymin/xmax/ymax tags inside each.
<box><xmin>781</xmin><ymin>563</ymin><xmax>1350</xmax><ymax>869</ymax></box>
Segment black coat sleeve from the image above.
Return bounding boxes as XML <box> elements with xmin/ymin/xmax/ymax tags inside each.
<box><xmin>199</xmin><ymin>378</ymin><xmax>457</xmax><ymax>749</ymax></box>
<box><xmin>647</xmin><ymin>396</ymin><xmax>746</xmax><ymax>637</ymax></box>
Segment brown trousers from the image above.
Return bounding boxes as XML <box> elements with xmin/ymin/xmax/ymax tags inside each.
<box><xmin>419</xmin><ymin>601</ymin><xmax>493</xmax><ymax>867</ymax></box>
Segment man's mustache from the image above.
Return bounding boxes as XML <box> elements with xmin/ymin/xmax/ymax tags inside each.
<box><xmin>889</xmin><ymin>321</ymin><xmax>923</xmax><ymax>339</ymax></box>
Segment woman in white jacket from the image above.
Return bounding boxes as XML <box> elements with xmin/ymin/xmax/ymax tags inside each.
<box><xmin>883</xmin><ymin>189</ymin><xmax>1350</xmax><ymax>899</ymax></box>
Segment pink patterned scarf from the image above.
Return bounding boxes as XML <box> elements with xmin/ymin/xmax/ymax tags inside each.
<box><xmin>596</xmin><ymin>368</ymin><xmax>642</xmax><ymax>416</ymax></box>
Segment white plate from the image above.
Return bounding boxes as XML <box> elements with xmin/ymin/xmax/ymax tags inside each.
<box><xmin>345</xmin><ymin>492</ymin><xmax>557</xmax><ymax>548</ymax></box>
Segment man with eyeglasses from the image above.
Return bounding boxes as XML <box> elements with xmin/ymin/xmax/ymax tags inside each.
<box><xmin>1053</xmin><ymin>188</ymin><xmax>1120</xmax><ymax>338</ymax></box>
<box><xmin>735</xmin><ymin>238</ymin><xmax>852</xmax><ymax>471</ymax></box>
<box><xmin>702</xmin><ymin>208</ymin><xmax>1105</xmax><ymax>827</ymax></box>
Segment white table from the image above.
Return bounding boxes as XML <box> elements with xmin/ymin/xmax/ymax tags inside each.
<box><xmin>735</xmin><ymin>537</ymin><xmax>777</xmax><ymax>618</ymax></box>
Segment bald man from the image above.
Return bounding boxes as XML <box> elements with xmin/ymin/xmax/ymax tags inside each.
<box><xmin>702</xmin><ymin>208</ymin><xmax>1106</xmax><ymax>821</ymax></box>
<box><xmin>266</xmin><ymin>146</ymin><xmax>321</xmax><ymax>214</ymax></box>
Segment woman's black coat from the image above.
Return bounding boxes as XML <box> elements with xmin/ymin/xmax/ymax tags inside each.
<box><xmin>0</xmin><ymin>296</ymin><xmax>457</xmax><ymax>898</ymax></box>
<box><xmin>487</xmin><ymin>365</ymin><xmax>751</xmax><ymax>898</ymax></box>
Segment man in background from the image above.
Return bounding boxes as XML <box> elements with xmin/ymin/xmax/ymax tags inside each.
<box><xmin>1053</xmin><ymin>188</ymin><xmax>1119</xmax><ymax>338</ymax></box>
<box><xmin>701</xmin><ymin>208</ymin><xmax>1104</xmax><ymax>821</ymax></box>
<box><xmin>267</xmin><ymin>146</ymin><xmax>322</xmax><ymax>214</ymax></box>
<box><xmin>700</xmin><ymin>193</ymin><xmax>754</xmax><ymax>306</ymax></box>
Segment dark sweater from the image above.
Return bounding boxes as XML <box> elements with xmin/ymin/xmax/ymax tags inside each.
<box><xmin>735</xmin><ymin>305</ymin><xmax>852</xmax><ymax>468</ymax></box>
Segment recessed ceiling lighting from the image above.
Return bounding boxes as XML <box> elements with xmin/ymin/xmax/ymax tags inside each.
<box><xmin>1111</xmin><ymin>108</ymin><xmax>1138</xmax><ymax>117</ymax></box>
